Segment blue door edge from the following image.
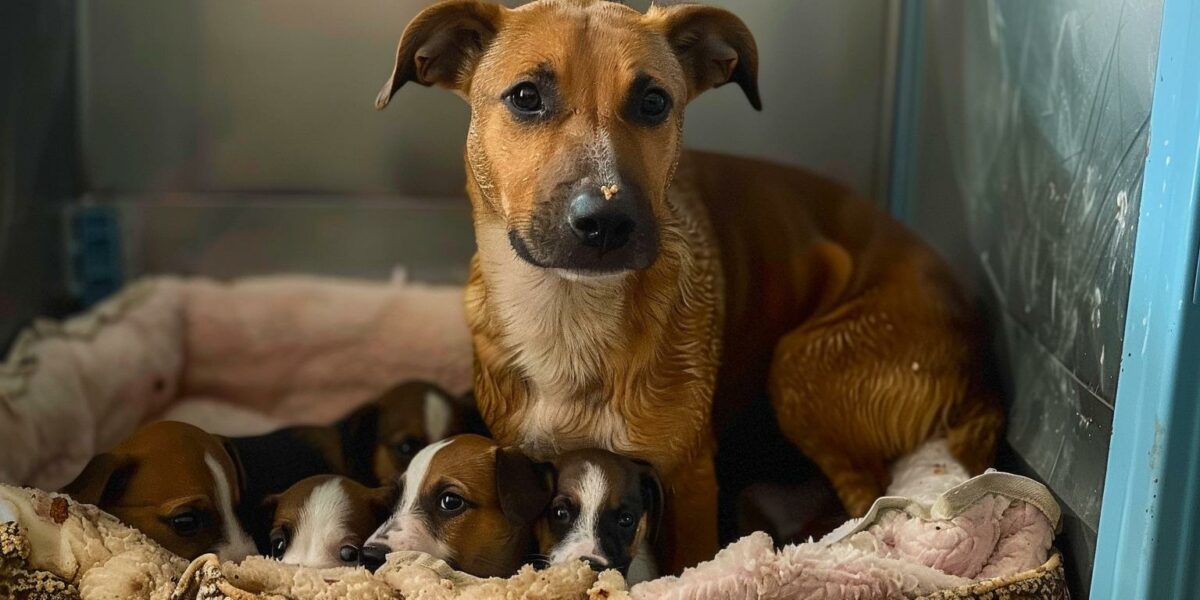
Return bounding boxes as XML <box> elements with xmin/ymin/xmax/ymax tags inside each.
<box><xmin>1092</xmin><ymin>0</ymin><xmax>1200</xmax><ymax>598</ymax></box>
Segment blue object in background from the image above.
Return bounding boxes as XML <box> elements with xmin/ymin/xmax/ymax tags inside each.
<box><xmin>67</xmin><ymin>205</ymin><xmax>124</xmax><ymax>307</ymax></box>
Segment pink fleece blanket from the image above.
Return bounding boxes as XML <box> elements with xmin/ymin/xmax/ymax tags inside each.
<box><xmin>0</xmin><ymin>276</ymin><xmax>472</xmax><ymax>489</ymax></box>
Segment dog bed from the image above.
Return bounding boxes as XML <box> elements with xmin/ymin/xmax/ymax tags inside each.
<box><xmin>0</xmin><ymin>276</ymin><xmax>1068</xmax><ymax>599</ymax></box>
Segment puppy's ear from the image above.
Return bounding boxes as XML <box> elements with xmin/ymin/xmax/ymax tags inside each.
<box><xmin>369</xmin><ymin>483</ymin><xmax>401</xmax><ymax>522</ymax></box>
<box><xmin>454</xmin><ymin>391</ymin><xmax>491</xmax><ymax>437</ymax></box>
<box><xmin>495</xmin><ymin>447</ymin><xmax>554</xmax><ymax>525</ymax></box>
<box><xmin>376</xmin><ymin>0</ymin><xmax>505</xmax><ymax>108</ymax></box>
<box><xmin>339</xmin><ymin>401</ymin><xmax>382</xmax><ymax>482</ymax></box>
<box><xmin>61</xmin><ymin>453</ymin><xmax>138</xmax><ymax>507</ymax></box>
<box><xmin>633</xmin><ymin>459</ymin><xmax>665</xmax><ymax>546</ymax></box>
<box><xmin>647</xmin><ymin>4</ymin><xmax>761</xmax><ymax>110</ymax></box>
<box><xmin>261</xmin><ymin>493</ymin><xmax>280</xmax><ymax>518</ymax></box>
<box><xmin>219</xmin><ymin>438</ymin><xmax>247</xmax><ymax>502</ymax></box>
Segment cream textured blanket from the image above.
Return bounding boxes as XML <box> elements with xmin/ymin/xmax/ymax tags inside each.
<box><xmin>0</xmin><ymin>276</ymin><xmax>1067</xmax><ymax>599</ymax></box>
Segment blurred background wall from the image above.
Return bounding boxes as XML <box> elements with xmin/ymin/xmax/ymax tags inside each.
<box><xmin>0</xmin><ymin>0</ymin><xmax>80</xmax><ymax>346</ymax></box>
<box><xmin>79</xmin><ymin>0</ymin><xmax>892</xmax><ymax>200</ymax></box>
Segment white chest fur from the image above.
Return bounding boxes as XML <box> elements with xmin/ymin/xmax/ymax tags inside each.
<box><xmin>475</xmin><ymin>223</ymin><xmax>636</xmax><ymax>457</ymax></box>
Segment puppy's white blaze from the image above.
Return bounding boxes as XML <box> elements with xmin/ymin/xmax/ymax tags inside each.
<box><xmin>398</xmin><ymin>438</ymin><xmax>452</xmax><ymax>513</ymax></box>
<box><xmin>280</xmin><ymin>479</ymin><xmax>352</xmax><ymax>568</ymax></box>
<box><xmin>550</xmin><ymin>463</ymin><xmax>609</xmax><ymax>566</ymax></box>
<box><xmin>204</xmin><ymin>453</ymin><xmax>256</xmax><ymax>562</ymax></box>
<box><xmin>424</xmin><ymin>391</ymin><xmax>453</xmax><ymax>442</ymax></box>
<box><xmin>366</xmin><ymin>438</ymin><xmax>454</xmax><ymax>561</ymax></box>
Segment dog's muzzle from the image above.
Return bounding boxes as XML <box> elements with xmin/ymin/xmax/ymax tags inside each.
<box><xmin>509</xmin><ymin>182</ymin><xmax>658</xmax><ymax>273</ymax></box>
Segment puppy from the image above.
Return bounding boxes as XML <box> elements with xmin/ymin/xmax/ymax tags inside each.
<box><xmin>262</xmin><ymin>475</ymin><xmax>397</xmax><ymax>569</ymax></box>
<box><xmin>62</xmin><ymin>421</ymin><xmax>256</xmax><ymax>561</ymax></box>
<box><xmin>339</xmin><ymin>381</ymin><xmax>490</xmax><ymax>484</ymax></box>
<box><xmin>359</xmin><ymin>434</ymin><xmax>552</xmax><ymax>577</ymax></box>
<box><xmin>229</xmin><ymin>380</ymin><xmax>477</xmax><ymax>550</ymax></box>
<box><xmin>536</xmin><ymin>449</ymin><xmax>662</xmax><ymax>583</ymax></box>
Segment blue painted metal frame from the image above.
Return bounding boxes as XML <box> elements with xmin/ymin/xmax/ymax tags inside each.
<box><xmin>885</xmin><ymin>0</ymin><xmax>923</xmax><ymax>222</ymax></box>
<box><xmin>1092</xmin><ymin>0</ymin><xmax>1200</xmax><ymax>597</ymax></box>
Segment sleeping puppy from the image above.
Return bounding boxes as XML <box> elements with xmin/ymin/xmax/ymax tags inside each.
<box><xmin>339</xmin><ymin>381</ymin><xmax>490</xmax><ymax>485</ymax></box>
<box><xmin>262</xmin><ymin>475</ymin><xmax>397</xmax><ymax>569</ymax></box>
<box><xmin>536</xmin><ymin>449</ymin><xmax>663</xmax><ymax>583</ymax></box>
<box><xmin>62</xmin><ymin>421</ymin><xmax>256</xmax><ymax>561</ymax></box>
<box><xmin>229</xmin><ymin>380</ymin><xmax>478</xmax><ymax>551</ymax></box>
<box><xmin>359</xmin><ymin>434</ymin><xmax>552</xmax><ymax>577</ymax></box>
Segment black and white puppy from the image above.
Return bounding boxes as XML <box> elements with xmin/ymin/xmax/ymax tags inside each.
<box><xmin>535</xmin><ymin>449</ymin><xmax>663</xmax><ymax>583</ymax></box>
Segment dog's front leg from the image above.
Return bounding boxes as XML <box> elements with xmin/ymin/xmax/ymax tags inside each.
<box><xmin>659</xmin><ymin>448</ymin><xmax>719</xmax><ymax>574</ymax></box>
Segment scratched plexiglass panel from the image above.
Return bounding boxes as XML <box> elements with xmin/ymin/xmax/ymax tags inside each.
<box><xmin>910</xmin><ymin>1</ymin><xmax>1162</xmax><ymax>592</ymax></box>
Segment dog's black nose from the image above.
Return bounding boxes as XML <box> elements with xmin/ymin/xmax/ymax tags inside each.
<box><xmin>582</xmin><ymin>555</ymin><xmax>609</xmax><ymax>572</ymax></box>
<box><xmin>567</xmin><ymin>189</ymin><xmax>636</xmax><ymax>253</ymax></box>
<box><xmin>359</xmin><ymin>544</ymin><xmax>389</xmax><ymax>572</ymax></box>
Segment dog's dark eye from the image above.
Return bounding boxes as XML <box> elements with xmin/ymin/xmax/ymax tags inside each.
<box><xmin>640</xmin><ymin>89</ymin><xmax>669</xmax><ymax>119</ymax></box>
<box><xmin>391</xmin><ymin>436</ymin><xmax>423</xmax><ymax>458</ymax></box>
<box><xmin>553</xmin><ymin>504</ymin><xmax>572</xmax><ymax>523</ymax></box>
<box><xmin>269</xmin><ymin>528</ymin><xmax>290</xmax><ymax>559</ymax></box>
<box><xmin>438</xmin><ymin>492</ymin><xmax>467</xmax><ymax>514</ymax></box>
<box><xmin>339</xmin><ymin>545</ymin><xmax>360</xmax><ymax>563</ymax></box>
<box><xmin>169</xmin><ymin>510</ymin><xmax>201</xmax><ymax>536</ymax></box>
<box><xmin>617</xmin><ymin>512</ymin><xmax>636</xmax><ymax>528</ymax></box>
<box><xmin>506</xmin><ymin>82</ymin><xmax>544</xmax><ymax>114</ymax></box>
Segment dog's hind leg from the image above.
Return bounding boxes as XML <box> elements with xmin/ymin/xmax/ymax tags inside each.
<box><xmin>767</xmin><ymin>284</ymin><xmax>1001</xmax><ymax>518</ymax></box>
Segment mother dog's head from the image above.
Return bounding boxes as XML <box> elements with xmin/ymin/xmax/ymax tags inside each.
<box><xmin>377</xmin><ymin>0</ymin><xmax>759</xmax><ymax>275</ymax></box>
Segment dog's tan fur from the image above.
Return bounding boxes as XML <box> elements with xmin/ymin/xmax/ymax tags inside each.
<box><xmin>376</xmin><ymin>0</ymin><xmax>1004</xmax><ymax>574</ymax></box>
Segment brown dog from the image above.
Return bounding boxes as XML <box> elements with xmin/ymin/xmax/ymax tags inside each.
<box><xmin>62</xmin><ymin>421</ymin><xmax>257</xmax><ymax>561</ymax></box>
<box><xmin>375</xmin><ymin>0</ymin><xmax>1003</xmax><ymax>573</ymax></box>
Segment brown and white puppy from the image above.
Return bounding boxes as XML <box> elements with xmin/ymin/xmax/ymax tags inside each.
<box><xmin>62</xmin><ymin>421</ymin><xmax>256</xmax><ymax>561</ymax></box>
<box><xmin>376</xmin><ymin>0</ymin><xmax>1004</xmax><ymax>574</ymax></box>
<box><xmin>262</xmin><ymin>475</ymin><xmax>398</xmax><ymax>569</ymax></box>
<box><xmin>359</xmin><ymin>434</ymin><xmax>552</xmax><ymax>577</ymax></box>
<box><xmin>229</xmin><ymin>380</ymin><xmax>479</xmax><ymax>551</ymax></box>
<box><xmin>340</xmin><ymin>381</ymin><xmax>490</xmax><ymax>484</ymax></box>
<box><xmin>536</xmin><ymin>449</ymin><xmax>662</xmax><ymax>583</ymax></box>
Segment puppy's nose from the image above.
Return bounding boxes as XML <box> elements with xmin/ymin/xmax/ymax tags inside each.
<box><xmin>582</xmin><ymin>555</ymin><xmax>609</xmax><ymax>572</ymax></box>
<box><xmin>359</xmin><ymin>544</ymin><xmax>389</xmax><ymax>573</ymax></box>
<box><xmin>567</xmin><ymin>190</ymin><xmax>636</xmax><ymax>253</ymax></box>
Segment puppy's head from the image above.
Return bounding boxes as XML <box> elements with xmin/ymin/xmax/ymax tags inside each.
<box><xmin>62</xmin><ymin>421</ymin><xmax>257</xmax><ymax>561</ymax></box>
<box><xmin>376</xmin><ymin>0</ymin><xmax>759</xmax><ymax>277</ymax></box>
<box><xmin>360</xmin><ymin>434</ymin><xmax>553</xmax><ymax>577</ymax></box>
<box><xmin>341</xmin><ymin>381</ymin><xmax>486</xmax><ymax>484</ymax></box>
<box><xmin>263</xmin><ymin>475</ymin><xmax>398</xmax><ymax>569</ymax></box>
<box><xmin>536</xmin><ymin>449</ymin><xmax>663</xmax><ymax>575</ymax></box>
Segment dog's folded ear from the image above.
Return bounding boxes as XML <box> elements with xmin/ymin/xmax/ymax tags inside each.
<box><xmin>632</xmin><ymin>459</ymin><xmax>666</xmax><ymax>545</ymax></box>
<box><xmin>647</xmin><ymin>4</ymin><xmax>762</xmax><ymax>110</ymax></box>
<box><xmin>495</xmin><ymin>447</ymin><xmax>554</xmax><ymax>525</ymax></box>
<box><xmin>376</xmin><ymin>0</ymin><xmax>505</xmax><ymax>108</ymax></box>
<box><xmin>61</xmin><ymin>453</ymin><xmax>138</xmax><ymax>506</ymax></box>
<box><xmin>369</xmin><ymin>482</ymin><xmax>401</xmax><ymax>522</ymax></box>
